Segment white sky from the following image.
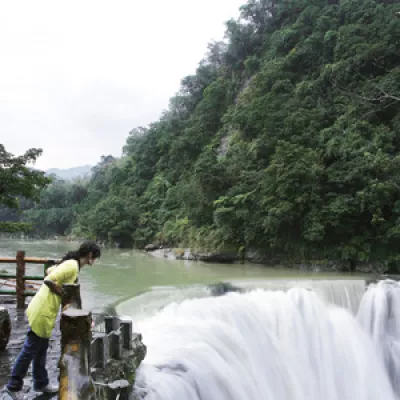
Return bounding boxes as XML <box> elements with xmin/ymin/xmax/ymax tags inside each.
<box><xmin>0</xmin><ymin>0</ymin><xmax>244</xmax><ymax>170</ymax></box>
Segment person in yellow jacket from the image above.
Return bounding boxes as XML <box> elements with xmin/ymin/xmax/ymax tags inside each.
<box><xmin>5</xmin><ymin>241</ymin><xmax>101</xmax><ymax>400</ymax></box>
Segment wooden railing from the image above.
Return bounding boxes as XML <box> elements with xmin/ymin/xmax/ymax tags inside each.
<box><xmin>59</xmin><ymin>285</ymin><xmax>142</xmax><ymax>400</ymax></box>
<box><xmin>59</xmin><ymin>284</ymin><xmax>93</xmax><ymax>400</ymax></box>
<box><xmin>91</xmin><ymin>316</ymin><xmax>133</xmax><ymax>367</ymax></box>
<box><xmin>0</xmin><ymin>279</ymin><xmax>146</xmax><ymax>400</ymax></box>
<box><xmin>0</xmin><ymin>251</ymin><xmax>57</xmax><ymax>308</ymax></box>
<box><xmin>91</xmin><ymin>316</ymin><xmax>135</xmax><ymax>400</ymax></box>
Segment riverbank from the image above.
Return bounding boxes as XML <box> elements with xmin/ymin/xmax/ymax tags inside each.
<box><xmin>144</xmin><ymin>245</ymin><xmax>389</xmax><ymax>274</ymax></box>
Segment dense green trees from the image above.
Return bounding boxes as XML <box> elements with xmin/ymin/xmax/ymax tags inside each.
<box><xmin>22</xmin><ymin>178</ymin><xmax>88</xmax><ymax>236</ymax></box>
<box><xmin>16</xmin><ymin>0</ymin><xmax>400</xmax><ymax>269</ymax></box>
<box><xmin>0</xmin><ymin>145</ymin><xmax>49</xmax><ymax>209</ymax></box>
<box><xmin>0</xmin><ymin>145</ymin><xmax>50</xmax><ymax>232</ymax></box>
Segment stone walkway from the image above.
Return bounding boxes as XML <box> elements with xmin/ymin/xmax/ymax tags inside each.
<box><xmin>0</xmin><ymin>297</ymin><xmax>59</xmax><ymax>400</ymax></box>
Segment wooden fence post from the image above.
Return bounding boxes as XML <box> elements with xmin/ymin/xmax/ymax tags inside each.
<box><xmin>104</xmin><ymin>316</ymin><xmax>119</xmax><ymax>334</ymax></box>
<box><xmin>91</xmin><ymin>333</ymin><xmax>108</xmax><ymax>369</ymax></box>
<box><xmin>59</xmin><ymin>309</ymin><xmax>93</xmax><ymax>400</ymax></box>
<box><xmin>120</xmin><ymin>319</ymin><xmax>132</xmax><ymax>350</ymax></box>
<box><xmin>59</xmin><ymin>284</ymin><xmax>93</xmax><ymax>400</ymax></box>
<box><xmin>62</xmin><ymin>284</ymin><xmax>82</xmax><ymax>310</ymax></box>
<box><xmin>108</xmin><ymin>332</ymin><xmax>122</xmax><ymax>361</ymax></box>
<box><xmin>16</xmin><ymin>251</ymin><xmax>25</xmax><ymax>309</ymax></box>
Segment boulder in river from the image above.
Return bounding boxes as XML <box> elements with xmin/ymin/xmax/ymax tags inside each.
<box><xmin>144</xmin><ymin>244</ymin><xmax>160</xmax><ymax>252</ymax></box>
<box><xmin>209</xmin><ymin>282</ymin><xmax>242</xmax><ymax>296</ymax></box>
<box><xmin>194</xmin><ymin>251</ymin><xmax>239</xmax><ymax>263</ymax></box>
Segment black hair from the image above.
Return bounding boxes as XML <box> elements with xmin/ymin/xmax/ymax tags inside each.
<box><xmin>59</xmin><ymin>241</ymin><xmax>101</xmax><ymax>266</ymax></box>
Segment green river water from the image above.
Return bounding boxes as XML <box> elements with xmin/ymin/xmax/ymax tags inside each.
<box><xmin>0</xmin><ymin>239</ymin><xmax>366</xmax><ymax>317</ymax></box>
<box><xmin>0</xmin><ymin>239</ymin><xmax>365</xmax><ymax>316</ymax></box>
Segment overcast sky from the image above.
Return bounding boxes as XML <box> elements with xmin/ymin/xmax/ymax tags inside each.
<box><xmin>0</xmin><ymin>0</ymin><xmax>244</xmax><ymax>170</ymax></box>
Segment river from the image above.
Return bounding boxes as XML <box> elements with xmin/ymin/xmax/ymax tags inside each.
<box><xmin>0</xmin><ymin>239</ymin><xmax>365</xmax><ymax>315</ymax></box>
<box><xmin>4</xmin><ymin>240</ymin><xmax>400</xmax><ymax>400</ymax></box>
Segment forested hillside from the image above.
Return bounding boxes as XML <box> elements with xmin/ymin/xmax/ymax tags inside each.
<box><xmin>45</xmin><ymin>165</ymin><xmax>92</xmax><ymax>181</ymax></box>
<box><xmin>20</xmin><ymin>0</ymin><xmax>400</xmax><ymax>269</ymax></box>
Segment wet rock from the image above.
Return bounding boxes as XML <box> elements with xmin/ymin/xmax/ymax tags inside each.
<box><xmin>0</xmin><ymin>307</ymin><xmax>11</xmax><ymax>351</ymax></box>
<box><xmin>172</xmin><ymin>248</ymin><xmax>185</xmax><ymax>259</ymax></box>
<box><xmin>366</xmin><ymin>274</ymin><xmax>400</xmax><ymax>286</ymax></box>
<box><xmin>144</xmin><ymin>244</ymin><xmax>159</xmax><ymax>252</ymax></box>
<box><xmin>194</xmin><ymin>252</ymin><xmax>238</xmax><ymax>263</ymax></box>
<box><xmin>131</xmin><ymin>333</ymin><xmax>147</xmax><ymax>370</ymax></box>
<box><xmin>93</xmin><ymin>333</ymin><xmax>146</xmax><ymax>384</ymax></box>
<box><xmin>355</xmin><ymin>262</ymin><xmax>387</xmax><ymax>274</ymax></box>
<box><xmin>245</xmin><ymin>250</ymin><xmax>280</xmax><ymax>265</ymax></box>
<box><xmin>209</xmin><ymin>282</ymin><xmax>242</xmax><ymax>296</ymax></box>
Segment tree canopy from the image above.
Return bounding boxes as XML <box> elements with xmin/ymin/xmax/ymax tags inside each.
<box><xmin>0</xmin><ymin>144</ymin><xmax>50</xmax><ymax>232</ymax></box>
<box><xmin>16</xmin><ymin>0</ymin><xmax>400</xmax><ymax>269</ymax></box>
<box><xmin>0</xmin><ymin>145</ymin><xmax>49</xmax><ymax>208</ymax></box>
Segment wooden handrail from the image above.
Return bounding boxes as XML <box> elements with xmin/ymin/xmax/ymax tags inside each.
<box><xmin>0</xmin><ymin>257</ymin><xmax>58</xmax><ymax>264</ymax></box>
<box><xmin>0</xmin><ymin>274</ymin><xmax>46</xmax><ymax>280</ymax></box>
<box><xmin>0</xmin><ymin>251</ymin><xmax>58</xmax><ymax>308</ymax></box>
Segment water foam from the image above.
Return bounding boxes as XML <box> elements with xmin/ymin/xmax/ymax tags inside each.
<box><xmin>358</xmin><ymin>280</ymin><xmax>400</xmax><ymax>395</ymax></box>
<box><xmin>233</xmin><ymin>279</ymin><xmax>366</xmax><ymax>314</ymax></box>
<box><xmin>133</xmin><ymin>288</ymin><xmax>395</xmax><ymax>400</ymax></box>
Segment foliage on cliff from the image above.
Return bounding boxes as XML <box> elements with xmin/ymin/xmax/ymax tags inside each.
<box><xmin>22</xmin><ymin>0</ymin><xmax>400</xmax><ymax>267</ymax></box>
<box><xmin>22</xmin><ymin>177</ymin><xmax>88</xmax><ymax>236</ymax></box>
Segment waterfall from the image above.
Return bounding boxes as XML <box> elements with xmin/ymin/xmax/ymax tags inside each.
<box><xmin>133</xmin><ymin>288</ymin><xmax>396</xmax><ymax>400</ymax></box>
<box><xmin>357</xmin><ymin>280</ymin><xmax>400</xmax><ymax>395</ymax></box>
<box><xmin>310</xmin><ymin>280</ymin><xmax>366</xmax><ymax>315</ymax></box>
<box><xmin>234</xmin><ymin>279</ymin><xmax>366</xmax><ymax>315</ymax></box>
<box><xmin>115</xmin><ymin>279</ymin><xmax>366</xmax><ymax>321</ymax></box>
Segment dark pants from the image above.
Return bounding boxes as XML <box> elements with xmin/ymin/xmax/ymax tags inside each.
<box><xmin>7</xmin><ymin>329</ymin><xmax>49</xmax><ymax>392</ymax></box>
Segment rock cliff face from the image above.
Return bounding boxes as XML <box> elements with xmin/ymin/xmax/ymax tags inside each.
<box><xmin>145</xmin><ymin>246</ymin><xmax>239</xmax><ymax>263</ymax></box>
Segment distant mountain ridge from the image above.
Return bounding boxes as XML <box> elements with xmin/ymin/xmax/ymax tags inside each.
<box><xmin>46</xmin><ymin>165</ymin><xmax>92</xmax><ymax>180</ymax></box>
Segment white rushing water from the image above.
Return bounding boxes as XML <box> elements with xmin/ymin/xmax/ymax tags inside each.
<box><xmin>132</xmin><ymin>287</ymin><xmax>397</xmax><ymax>400</ymax></box>
<box><xmin>357</xmin><ymin>280</ymin><xmax>400</xmax><ymax>395</ymax></box>
<box><xmin>232</xmin><ymin>279</ymin><xmax>366</xmax><ymax>315</ymax></box>
<box><xmin>116</xmin><ymin>279</ymin><xmax>366</xmax><ymax>321</ymax></box>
